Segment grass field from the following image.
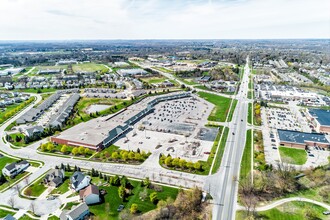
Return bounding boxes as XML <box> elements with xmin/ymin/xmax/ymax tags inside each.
<box><xmin>36</xmin><ymin>65</ymin><xmax>67</xmax><ymax>71</ymax></box>
<box><xmin>279</xmin><ymin>147</ymin><xmax>307</xmax><ymax>165</ymax></box>
<box><xmin>236</xmin><ymin>201</ymin><xmax>327</xmax><ymax>220</ymax></box>
<box><xmin>14</xmin><ymin>88</ymin><xmax>57</xmax><ymax>94</ymax></box>
<box><xmin>72</xmin><ymin>63</ymin><xmax>108</xmax><ymax>73</ymax></box>
<box><xmin>198</xmin><ymin>92</ymin><xmax>234</xmax><ymax>122</ymax></box>
<box><xmin>0</xmin><ymin>208</ymin><xmax>15</xmax><ymax>218</ymax></box>
<box><xmin>211</xmin><ymin>127</ymin><xmax>229</xmax><ymax>174</ymax></box>
<box><xmin>152</xmin><ymin>66</ymin><xmax>174</xmax><ymax>73</ymax></box>
<box><xmin>240</xmin><ymin>129</ymin><xmax>252</xmax><ymax>180</ymax></box>
<box><xmin>89</xmin><ymin>179</ymin><xmax>179</xmax><ymax>220</ymax></box>
<box><xmin>179</xmin><ymin>78</ymin><xmax>198</xmax><ymax>85</ymax></box>
<box><xmin>194</xmin><ymin>85</ymin><xmax>212</xmax><ymax>91</ymax></box>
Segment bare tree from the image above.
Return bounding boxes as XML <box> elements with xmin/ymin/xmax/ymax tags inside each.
<box><xmin>24</xmin><ymin>176</ymin><xmax>30</xmax><ymax>185</ymax></box>
<box><xmin>13</xmin><ymin>184</ymin><xmax>21</xmax><ymax>194</ymax></box>
<box><xmin>30</xmin><ymin>202</ymin><xmax>36</xmax><ymax>214</ymax></box>
<box><xmin>8</xmin><ymin>196</ymin><xmax>15</xmax><ymax>208</ymax></box>
<box><xmin>238</xmin><ymin>176</ymin><xmax>258</xmax><ymax>217</ymax></box>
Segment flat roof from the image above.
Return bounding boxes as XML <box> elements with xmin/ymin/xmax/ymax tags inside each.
<box><xmin>53</xmin><ymin>92</ymin><xmax>189</xmax><ymax>147</ymax></box>
<box><xmin>278</xmin><ymin>129</ymin><xmax>329</xmax><ymax>145</ymax></box>
<box><xmin>309</xmin><ymin>108</ymin><xmax>330</xmax><ymax>127</ymax></box>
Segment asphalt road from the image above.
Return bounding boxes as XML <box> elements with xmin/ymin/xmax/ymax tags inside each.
<box><xmin>205</xmin><ymin>57</ymin><xmax>250</xmax><ymax>220</ymax></box>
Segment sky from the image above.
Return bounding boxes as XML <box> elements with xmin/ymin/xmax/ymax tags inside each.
<box><xmin>0</xmin><ymin>0</ymin><xmax>329</xmax><ymax>40</ymax></box>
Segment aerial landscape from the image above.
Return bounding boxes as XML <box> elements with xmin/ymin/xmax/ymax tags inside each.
<box><xmin>0</xmin><ymin>0</ymin><xmax>329</xmax><ymax>220</ymax></box>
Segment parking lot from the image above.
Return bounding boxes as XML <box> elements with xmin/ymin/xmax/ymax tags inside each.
<box><xmin>141</xmin><ymin>97</ymin><xmax>215</xmax><ymax>138</ymax></box>
<box><xmin>114</xmin><ymin>96</ymin><xmax>216</xmax><ymax>162</ymax></box>
<box><xmin>265</xmin><ymin>107</ymin><xmax>301</xmax><ymax>131</ymax></box>
<box><xmin>261</xmin><ymin>106</ymin><xmax>330</xmax><ymax>167</ymax></box>
<box><xmin>115</xmin><ymin>129</ymin><xmax>214</xmax><ymax>162</ymax></box>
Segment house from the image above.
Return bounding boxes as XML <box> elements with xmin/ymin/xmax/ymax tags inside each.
<box><xmin>70</xmin><ymin>171</ymin><xmax>91</xmax><ymax>191</ymax></box>
<box><xmin>24</xmin><ymin>125</ymin><xmax>44</xmax><ymax>138</ymax></box>
<box><xmin>79</xmin><ymin>185</ymin><xmax>101</xmax><ymax>205</ymax></box>
<box><xmin>2</xmin><ymin>160</ymin><xmax>30</xmax><ymax>178</ymax></box>
<box><xmin>60</xmin><ymin>203</ymin><xmax>89</xmax><ymax>220</ymax></box>
<box><xmin>44</xmin><ymin>168</ymin><xmax>65</xmax><ymax>187</ymax></box>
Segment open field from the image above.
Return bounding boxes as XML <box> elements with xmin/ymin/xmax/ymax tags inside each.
<box><xmin>279</xmin><ymin>147</ymin><xmax>307</xmax><ymax>165</ymax></box>
<box><xmin>72</xmin><ymin>63</ymin><xmax>108</xmax><ymax>73</ymax></box>
<box><xmin>197</xmin><ymin>92</ymin><xmax>234</xmax><ymax>122</ymax></box>
<box><xmin>236</xmin><ymin>201</ymin><xmax>328</xmax><ymax>220</ymax></box>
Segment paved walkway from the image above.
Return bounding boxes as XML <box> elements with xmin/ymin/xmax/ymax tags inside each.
<box><xmin>13</xmin><ymin>209</ymin><xmax>27</xmax><ymax>219</ymax></box>
<box><xmin>237</xmin><ymin>197</ymin><xmax>330</xmax><ymax>212</ymax></box>
<box><xmin>38</xmin><ymin>186</ymin><xmax>54</xmax><ymax>200</ymax></box>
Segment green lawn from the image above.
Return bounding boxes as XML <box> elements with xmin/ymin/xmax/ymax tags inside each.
<box><xmin>68</xmin><ymin>97</ymin><xmax>123</xmax><ymax>128</ymax></box>
<box><xmin>51</xmin><ymin>178</ymin><xmax>70</xmax><ymax>195</ymax></box>
<box><xmin>279</xmin><ymin>147</ymin><xmax>307</xmax><ymax>165</ymax></box>
<box><xmin>227</xmin><ymin>100</ymin><xmax>238</xmax><ymax>122</ymax></box>
<box><xmin>180</xmin><ymin>78</ymin><xmax>198</xmax><ymax>85</ymax></box>
<box><xmin>25</xmin><ymin>175</ymin><xmax>47</xmax><ymax>197</ymax></box>
<box><xmin>240</xmin><ymin>130</ymin><xmax>252</xmax><ymax>180</ymax></box>
<box><xmin>236</xmin><ymin>201</ymin><xmax>327</xmax><ymax>220</ymax></box>
<box><xmin>248</xmin><ymin>103</ymin><xmax>252</xmax><ymax>124</ymax></box>
<box><xmin>0</xmin><ymin>171</ymin><xmax>29</xmax><ymax>192</ymax></box>
<box><xmin>72</xmin><ymin>63</ymin><xmax>108</xmax><ymax>73</ymax></box>
<box><xmin>141</xmin><ymin>76</ymin><xmax>166</xmax><ymax>84</ymax></box>
<box><xmin>89</xmin><ymin>180</ymin><xmax>179</xmax><ymax>220</ymax></box>
<box><xmin>8</xmin><ymin>133</ymin><xmax>29</xmax><ymax>147</ymax></box>
<box><xmin>211</xmin><ymin>127</ymin><xmax>229</xmax><ymax>174</ymax></box>
<box><xmin>36</xmin><ymin>65</ymin><xmax>67</xmax><ymax>71</ymax></box>
<box><xmin>198</xmin><ymin>92</ymin><xmax>234</xmax><ymax>122</ymax></box>
<box><xmin>152</xmin><ymin>66</ymin><xmax>174</xmax><ymax>73</ymax></box>
<box><xmin>0</xmin><ymin>156</ymin><xmax>17</xmax><ymax>170</ymax></box>
<box><xmin>0</xmin><ymin>208</ymin><xmax>15</xmax><ymax>218</ymax></box>
<box><xmin>248</xmin><ymin>90</ymin><xmax>253</xmax><ymax>99</ymax></box>
<box><xmin>194</xmin><ymin>85</ymin><xmax>212</xmax><ymax>91</ymax></box>
<box><xmin>14</xmin><ymin>88</ymin><xmax>57</xmax><ymax>94</ymax></box>
<box><xmin>92</xmin><ymin>145</ymin><xmax>119</xmax><ymax>160</ymax></box>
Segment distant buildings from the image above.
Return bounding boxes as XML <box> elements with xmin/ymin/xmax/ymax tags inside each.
<box><xmin>117</xmin><ymin>68</ymin><xmax>148</xmax><ymax>77</ymax></box>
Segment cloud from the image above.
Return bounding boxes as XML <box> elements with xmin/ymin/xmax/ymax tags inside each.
<box><xmin>0</xmin><ymin>0</ymin><xmax>329</xmax><ymax>40</ymax></box>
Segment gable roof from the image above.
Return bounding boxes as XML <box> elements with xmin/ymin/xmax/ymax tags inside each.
<box><xmin>71</xmin><ymin>171</ymin><xmax>86</xmax><ymax>188</ymax></box>
<box><xmin>79</xmin><ymin>184</ymin><xmax>99</xmax><ymax>199</ymax></box>
<box><xmin>66</xmin><ymin>203</ymin><xmax>89</xmax><ymax>220</ymax></box>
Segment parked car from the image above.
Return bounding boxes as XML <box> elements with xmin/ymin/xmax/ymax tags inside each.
<box><xmin>117</xmin><ymin>205</ymin><xmax>124</xmax><ymax>212</ymax></box>
<box><xmin>323</xmin><ymin>211</ymin><xmax>330</xmax><ymax>215</ymax></box>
